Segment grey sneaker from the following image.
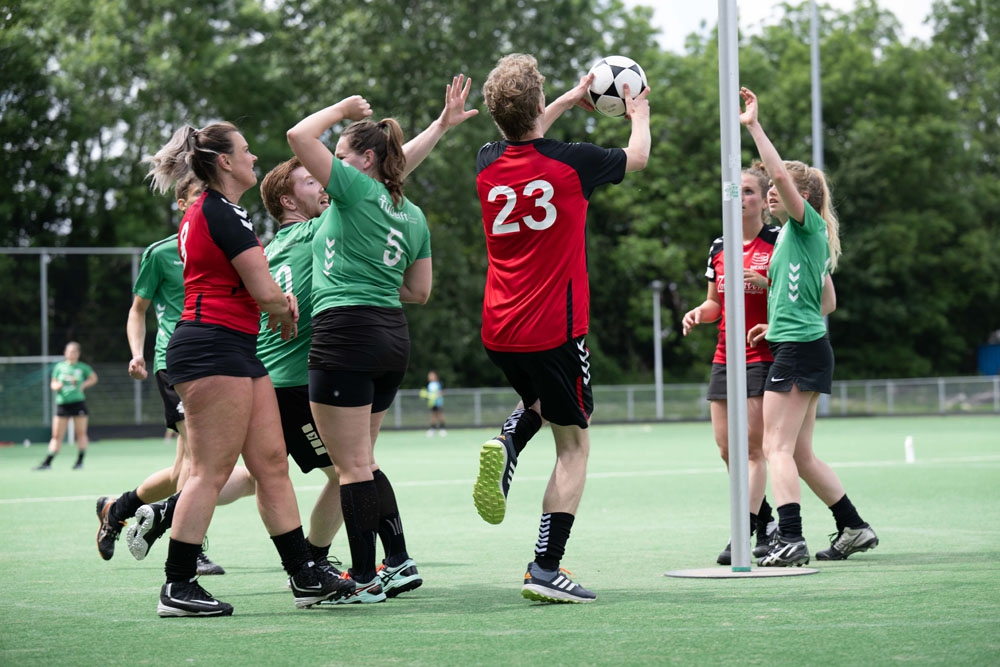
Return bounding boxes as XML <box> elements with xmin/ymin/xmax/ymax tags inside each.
<box><xmin>521</xmin><ymin>562</ymin><xmax>596</xmax><ymax>603</ymax></box>
<box><xmin>473</xmin><ymin>435</ymin><xmax>517</xmax><ymax>525</ymax></box>
<box><xmin>196</xmin><ymin>551</ymin><xmax>226</xmax><ymax>576</ymax></box>
<box><xmin>757</xmin><ymin>533</ymin><xmax>810</xmax><ymax>567</ymax></box>
<box><xmin>815</xmin><ymin>524</ymin><xmax>879</xmax><ymax>560</ymax></box>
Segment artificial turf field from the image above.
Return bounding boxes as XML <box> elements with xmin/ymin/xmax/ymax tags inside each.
<box><xmin>1</xmin><ymin>415</ymin><xmax>997</xmax><ymax>666</ymax></box>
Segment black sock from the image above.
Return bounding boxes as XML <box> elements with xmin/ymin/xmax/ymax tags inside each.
<box><xmin>372</xmin><ymin>469</ymin><xmax>408</xmax><ymax>566</ymax></box>
<box><xmin>271</xmin><ymin>526</ymin><xmax>312</xmax><ymax>576</ymax></box>
<box><xmin>749</xmin><ymin>512</ymin><xmax>758</xmax><ymax>535</ymax></box>
<box><xmin>164</xmin><ymin>538</ymin><xmax>202</xmax><ymax>583</ymax></box>
<box><xmin>776</xmin><ymin>503</ymin><xmax>803</xmax><ymax>541</ymax></box>
<box><xmin>306</xmin><ymin>539</ymin><xmax>330</xmax><ymax>562</ymax></box>
<box><xmin>162</xmin><ymin>492</ymin><xmax>180</xmax><ymax>530</ymax></box>
<box><xmin>111</xmin><ymin>489</ymin><xmax>143</xmax><ymax>524</ymax></box>
<box><xmin>757</xmin><ymin>497</ymin><xmax>774</xmax><ymax>526</ymax></box>
<box><xmin>75</xmin><ymin>451</ymin><xmax>85</xmax><ymax>465</ymax></box>
<box><xmin>501</xmin><ymin>407</ymin><xmax>542</xmax><ymax>456</ymax></box>
<box><xmin>340</xmin><ymin>480</ymin><xmax>380</xmax><ymax>583</ymax></box>
<box><xmin>828</xmin><ymin>495</ymin><xmax>865</xmax><ymax>531</ymax></box>
<box><xmin>533</xmin><ymin>512</ymin><xmax>575</xmax><ymax>571</ymax></box>
<box><xmin>41</xmin><ymin>454</ymin><xmax>54</xmax><ymax>466</ymax></box>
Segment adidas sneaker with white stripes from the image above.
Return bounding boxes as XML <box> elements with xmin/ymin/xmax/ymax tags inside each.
<box><xmin>521</xmin><ymin>562</ymin><xmax>596</xmax><ymax>603</ymax></box>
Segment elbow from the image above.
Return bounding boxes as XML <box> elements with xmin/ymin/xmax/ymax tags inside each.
<box><xmin>411</xmin><ymin>289</ymin><xmax>431</xmax><ymax>305</ymax></box>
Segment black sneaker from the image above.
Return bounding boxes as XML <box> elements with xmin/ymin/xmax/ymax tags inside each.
<box><xmin>96</xmin><ymin>496</ymin><xmax>126</xmax><ymax>561</ymax></box>
<box><xmin>316</xmin><ymin>554</ymin><xmax>343</xmax><ymax>578</ymax></box>
<box><xmin>290</xmin><ymin>561</ymin><xmax>356</xmax><ymax>608</ymax></box>
<box><xmin>521</xmin><ymin>562</ymin><xmax>596</xmax><ymax>603</ymax></box>
<box><xmin>157</xmin><ymin>578</ymin><xmax>233</xmax><ymax>617</ymax></box>
<box><xmin>126</xmin><ymin>500</ymin><xmax>169</xmax><ymax>561</ymax></box>
<box><xmin>72</xmin><ymin>462</ymin><xmax>83</xmax><ymax>470</ymax></box>
<box><xmin>196</xmin><ymin>551</ymin><xmax>226</xmax><ymax>576</ymax></box>
<box><xmin>757</xmin><ymin>532</ymin><xmax>810</xmax><ymax>567</ymax></box>
<box><xmin>34</xmin><ymin>463</ymin><xmax>51</xmax><ymax>471</ymax></box>
<box><xmin>473</xmin><ymin>434</ymin><xmax>517</xmax><ymax>525</ymax></box>
<box><xmin>716</xmin><ymin>541</ymin><xmax>732</xmax><ymax>565</ymax></box>
<box><xmin>753</xmin><ymin>520</ymin><xmax>778</xmax><ymax>558</ymax></box>
<box><xmin>815</xmin><ymin>524</ymin><xmax>879</xmax><ymax>560</ymax></box>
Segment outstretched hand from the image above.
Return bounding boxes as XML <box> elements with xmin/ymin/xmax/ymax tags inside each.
<box><xmin>623</xmin><ymin>82</ymin><xmax>650</xmax><ymax>121</ymax></box>
<box><xmin>438</xmin><ymin>74</ymin><xmax>479</xmax><ymax>130</ymax></box>
<box><xmin>739</xmin><ymin>87</ymin><xmax>758</xmax><ymax>127</ymax></box>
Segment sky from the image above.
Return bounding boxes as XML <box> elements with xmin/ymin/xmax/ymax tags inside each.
<box><xmin>624</xmin><ymin>0</ymin><xmax>936</xmax><ymax>53</ymax></box>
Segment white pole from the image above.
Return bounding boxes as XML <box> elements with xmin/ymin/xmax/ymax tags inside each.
<box><xmin>812</xmin><ymin>0</ymin><xmax>831</xmax><ymax>417</ymax></box>
<box><xmin>651</xmin><ymin>280</ymin><xmax>664</xmax><ymax>420</ymax></box>
<box><xmin>718</xmin><ymin>0</ymin><xmax>751</xmax><ymax>570</ymax></box>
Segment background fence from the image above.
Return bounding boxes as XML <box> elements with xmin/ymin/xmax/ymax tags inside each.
<box><xmin>2</xmin><ymin>356</ymin><xmax>997</xmax><ymax>442</ymax></box>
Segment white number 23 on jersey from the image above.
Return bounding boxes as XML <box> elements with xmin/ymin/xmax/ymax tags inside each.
<box><xmin>489</xmin><ymin>179</ymin><xmax>557</xmax><ymax>234</ymax></box>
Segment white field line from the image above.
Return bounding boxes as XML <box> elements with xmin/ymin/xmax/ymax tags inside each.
<box><xmin>2</xmin><ymin>454</ymin><xmax>998</xmax><ymax>505</ymax></box>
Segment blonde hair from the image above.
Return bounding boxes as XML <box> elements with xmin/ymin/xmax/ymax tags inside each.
<box><xmin>342</xmin><ymin>119</ymin><xmax>407</xmax><ymax>208</ymax></box>
<box><xmin>143</xmin><ymin>122</ymin><xmax>241</xmax><ymax>196</ymax></box>
<box><xmin>784</xmin><ymin>160</ymin><xmax>841</xmax><ymax>272</ymax></box>
<box><xmin>483</xmin><ymin>54</ymin><xmax>545</xmax><ymax>140</ymax></box>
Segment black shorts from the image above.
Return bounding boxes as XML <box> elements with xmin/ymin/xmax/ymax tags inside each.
<box><xmin>706</xmin><ymin>362</ymin><xmax>771</xmax><ymax>401</ymax></box>
<box><xmin>308</xmin><ymin>306</ymin><xmax>410</xmax><ymax>410</ymax></box>
<box><xmin>765</xmin><ymin>336</ymin><xmax>834</xmax><ymax>394</ymax></box>
<box><xmin>166</xmin><ymin>321</ymin><xmax>266</xmax><ymax>385</ymax></box>
<box><xmin>155</xmin><ymin>370</ymin><xmax>185</xmax><ymax>431</ymax></box>
<box><xmin>485</xmin><ymin>336</ymin><xmax>593</xmax><ymax>429</ymax></box>
<box><xmin>56</xmin><ymin>401</ymin><xmax>87</xmax><ymax>417</ymax></box>
<box><xmin>275</xmin><ymin>385</ymin><xmax>332</xmax><ymax>473</ymax></box>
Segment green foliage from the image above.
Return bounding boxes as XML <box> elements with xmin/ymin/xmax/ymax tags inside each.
<box><xmin>1</xmin><ymin>0</ymin><xmax>997</xmax><ymax>384</ymax></box>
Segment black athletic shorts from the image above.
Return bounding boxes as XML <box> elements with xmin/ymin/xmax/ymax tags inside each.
<box><xmin>275</xmin><ymin>385</ymin><xmax>332</xmax><ymax>473</ymax></box>
<box><xmin>166</xmin><ymin>321</ymin><xmax>266</xmax><ymax>385</ymax></box>
<box><xmin>765</xmin><ymin>336</ymin><xmax>834</xmax><ymax>394</ymax></box>
<box><xmin>155</xmin><ymin>369</ymin><xmax>184</xmax><ymax>431</ymax></box>
<box><xmin>308</xmin><ymin>306</ymin><xmax>409</xmax><ymax>410</ymax></box>
<box><xmin>56</xmin><ymin>401</ymin><xmax>87</xmax><ymax>417</ymax></box>
<box><xmin>706</xmin><ymin>361</ymin><xmax>771</xmax><ymax>401</ymax></box>
<box><xmin>485</xmin><ymin>335</ymin><xmax>593</xmax><ymax>429</ymax></box>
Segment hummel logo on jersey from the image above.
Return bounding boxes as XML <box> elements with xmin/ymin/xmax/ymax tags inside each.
<box><xmin>576</xmin><ymin>339</ymin><xmax>591</xmax><ymax>384</ymax></box>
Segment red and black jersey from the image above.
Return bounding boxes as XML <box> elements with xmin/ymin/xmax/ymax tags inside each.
<box><xmin>705</xmin><ymin>225</ymin><xmax>780</xmax><ymax>364</ymax></box>
<box><xmin>476</xmin><ymin>138</ymin><xmax>626</xmax><ymax>352</ymax></box>
<box><xmin>177</xmin><ymin>189</ymin><xmax>263</xmax><ymax>335</ymax></box>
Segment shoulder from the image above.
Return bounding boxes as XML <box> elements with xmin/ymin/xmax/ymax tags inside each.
<box><xmin>759</xmin><ymin>225</ymin><xmax>781</xmax><ymax>245</ymax></box>
<box><xmin>708</xmin><ymin>235</ymin><xmax>725</xmax><ymax>257</ymax></box>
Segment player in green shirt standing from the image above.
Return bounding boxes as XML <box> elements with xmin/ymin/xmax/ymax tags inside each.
<box><xmin>36</xmin><ymin>341</ymin><xmax>98</xmax><ymax>470</ymax></box>
<box><xmin>741</xmin><ymin>86</ymin><xmax>878</xmax><ymax>567</ymax></box>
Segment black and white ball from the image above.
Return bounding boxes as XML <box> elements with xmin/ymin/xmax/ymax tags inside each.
<box><xmin>588</xmin><ymin>56</ymin><xmax>648</xmax><ymax>118</ymax></box>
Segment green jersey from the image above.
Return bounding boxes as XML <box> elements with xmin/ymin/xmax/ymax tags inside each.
<box><xmin>257</xmin><ymin>218</ymin><xmax>323</xmax><ymax>388</ymax></box>
<box><xmin>311</xmin><ymin>159</ymin><xmax>431</xmax><ymax>313</ymax></box>
<box><xmin>133</xmin><ymin>234</ymin><xmax>184</xmax><ymax>373</ymax></box>
<box><xmin>51</xmin><ymin>360</ymin><xmax>94</xmax><ymax>404</ymax></box>
<box><xmin>765</xmin><ymin>201</ymin><xmax>831</xmax><ymax>343</ymax></box>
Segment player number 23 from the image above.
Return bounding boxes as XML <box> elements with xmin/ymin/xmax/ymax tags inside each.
<box><xmin>489</xmin><ymin>180</ymin><xmax>557</xmax><ymax>234</ymax></box>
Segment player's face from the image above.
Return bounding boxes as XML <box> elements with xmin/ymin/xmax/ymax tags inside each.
<box><xmin>334</xmin><ymin>135</ymin><xmax>370</xmax><ymax>175</ymax></box>
<box><xmin>766</xmin><ymin>181</ymin><xmax>788</xmax><ymax>221</ymax></box>
<box><xmin>177</xmin><ymin>185</ymin><xmax>204</xmax><ymax>213</ymax></box>
<box><xmin>225</xmin><ymin>132</ymin><xmax>258</xmax><ymax>188</ymax></box>
<box><xmin>741</xmin><ymin>174</ymin><xmax>766</xmax><ymax>223</ymax></box>
<box><xmin>289</xmin><ymin>166</ymin><xmax>330</xmax><ymax>219</ymax></box>
<box><xmin>64</xmin><ymin>344</ymin><xmax>80</xmax><ymax>362</ymax></box>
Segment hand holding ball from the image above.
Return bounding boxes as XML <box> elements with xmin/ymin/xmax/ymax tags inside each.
<box><xmin>588</xmin><ymin>56</ymin><xmax>648</xmax><ymax>118</ymax></box>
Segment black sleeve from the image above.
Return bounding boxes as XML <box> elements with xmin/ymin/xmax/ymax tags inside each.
<box><xmin>202</xmin><ymin>195</ymin><xmax>259</xmax><ymax>261</ymax></box>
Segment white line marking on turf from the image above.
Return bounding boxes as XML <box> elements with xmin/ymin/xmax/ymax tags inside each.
<box><xmin>2</xmin><ymin>454</ymin><xmax>998</xmax><ymax>505</ymax></box>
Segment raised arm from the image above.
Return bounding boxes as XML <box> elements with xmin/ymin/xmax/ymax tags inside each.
<box><xmin>623</xmin><ymin>83</ymin><xmax>651</xmax><ymax>173</ymax></box>
<box><xmin>540</xmin><ymin>73</ymin><xmax>596</xmax><ymax>134</ymax></box>
<box><xmin>402</xmin><ymin>75</ymin><xmax>478</xmax><ymax>178</ymax></box>
<box><xmin>287</xmin><ymin>96</ymin><xmax>373</xmax><ymax>188</ymax></box>
<box><xmin>739</xmin><ymin>87</ymin><xmax>804</xmax><ymax>222</ymax></box>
